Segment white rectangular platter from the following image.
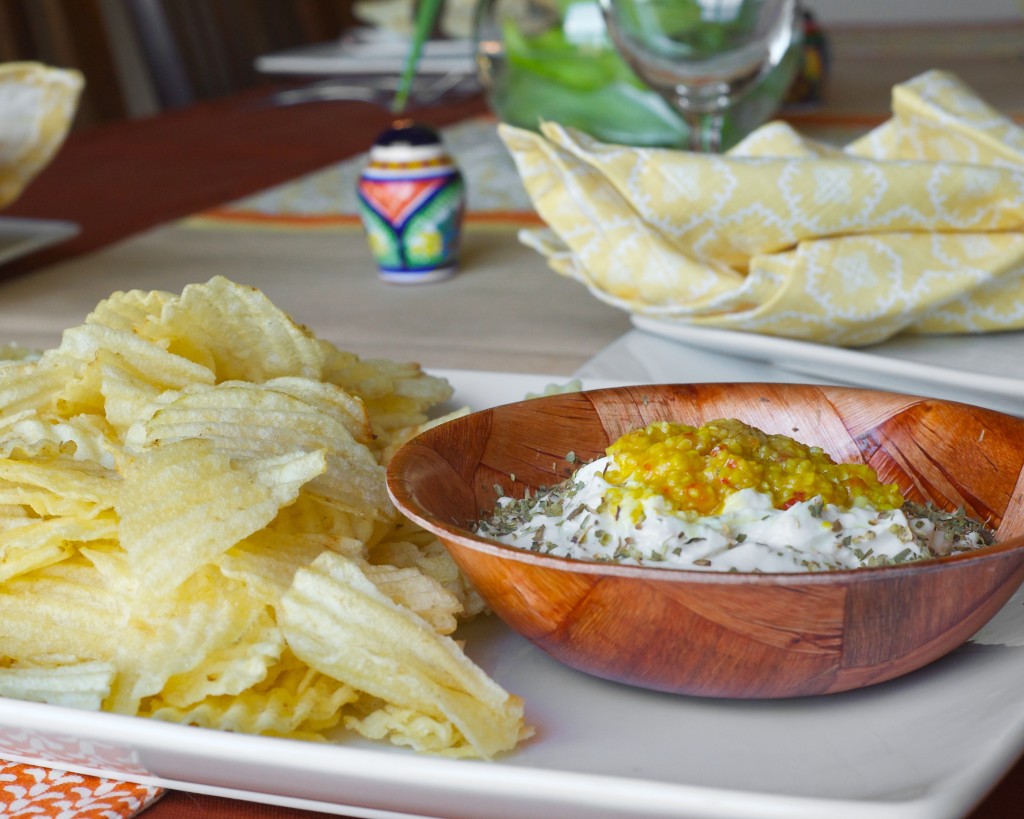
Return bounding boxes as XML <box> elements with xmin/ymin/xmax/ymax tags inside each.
<box><xmin>255</xmin><ymin>30</ymin><xmax>474</xmax><ymax>77</ymax></box>
<box><xmin>0</xmin><ymin>217</ymin><xmax>78</xmax><ymax>267</ymax></box>
<box><xmin>630</xmin><ymin>317</ymin><xmax>1024</xmax><ymax>417</ymax></box>
<box><xmin>1</xmin><ymin>369</ymin><xmax>1023</xmax><ymax>819</ymax></box>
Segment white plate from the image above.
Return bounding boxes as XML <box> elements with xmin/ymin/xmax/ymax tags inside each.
<box><xmin>255</xmin><ymin>35</ymin><xmax>475</xmax><ymax>77</ymax></box>
<box><xmin>632</xmin><ymin>316</ymin><xmax>1024</xmax><ymax>416</ymax></box>
<box><xmin>0</xmin><ymin>217</ymin><xmax>78</xmax><ymax>267</ymax></box>
<box><xmin>1</xmin><ymin>369</ymin><xmax>1023</xmax><ymax>819</ymax></box>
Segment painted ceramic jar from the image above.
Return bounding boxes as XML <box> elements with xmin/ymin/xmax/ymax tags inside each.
<box><xmin>357</xmin><ymin>121</ymin><xmax>466</xmax><ymax>284</ymax></box>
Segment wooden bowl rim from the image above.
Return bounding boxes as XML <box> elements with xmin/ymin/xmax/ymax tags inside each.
<box><xmin>387</xmin><ymin>381</ymin><xmax>1024</xmax><ymax>585</ymax></box>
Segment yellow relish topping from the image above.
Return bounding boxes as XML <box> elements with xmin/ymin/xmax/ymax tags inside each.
<box><xmin>602</xmin><ymin>419</ymin><xmax>904</xmax><ymax>518</ymax></box>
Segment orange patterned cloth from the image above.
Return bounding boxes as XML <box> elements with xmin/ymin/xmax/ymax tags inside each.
<box><xmin>0</xmin><ymin>760</ymin><xmax>163</xmax><ymax>817</ymax></box>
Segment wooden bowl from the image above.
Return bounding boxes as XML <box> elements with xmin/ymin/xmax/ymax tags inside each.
<box><xmin>386</xmin><ymin>384</ymin><xmax>1024</xmax><ymax>698</ymax></box>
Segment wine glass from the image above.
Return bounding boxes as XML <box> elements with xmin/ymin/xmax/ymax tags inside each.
<box><xmin>599</xmin><ymin>0</ymin><xmax>803</xmax><ymax>152</ymax></box>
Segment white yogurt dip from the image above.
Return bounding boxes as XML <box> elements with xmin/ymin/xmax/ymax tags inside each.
<box><xmin>476</xmin><ymin>457</ymin><xmax>992</xmax><ymax>573</ymax></box>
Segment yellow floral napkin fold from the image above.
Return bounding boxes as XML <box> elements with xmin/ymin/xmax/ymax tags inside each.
<box><xmin>499</xmin><ymin>70</ymin><xmax>1024</xmax><ymax>346</ymax></box>
<box><xmin>0</xmin><ymin>62</ymin><xmax>84</xmax><ymax>210</ymax></box>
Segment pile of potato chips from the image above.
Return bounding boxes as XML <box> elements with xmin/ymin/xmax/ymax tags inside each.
<box><xmin>0</xmin><ymin>276</ymin><xmax>529</xmax><ymax>758</ymax></box>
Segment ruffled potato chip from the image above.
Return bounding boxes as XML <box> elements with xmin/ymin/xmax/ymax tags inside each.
<box><xmin>321</xmin><ymin>345</ymin><xmax>454</xmax><ymax>458</ymax></box>
<box><xmin>85</xmin><ymin>288</ymin><xmax>175</xmax><ymax>333</ymax></box>
<box><xmin>157</xmin><ymin>607</ymin><xmax>285</xmax><ymax>708</ymax></box>
<box><xmin>145</xmin><ymin>652</ymin><xmax>358</xmax><ymax>740</ymax></box>
<box><xmin>124</xmin><ymin>382</ymin><xmax>389</xmax><ymax>520</ymax></box>
<box><xmin>0</xmin><ymin>356</ymin><xmax>75</xmax><ymax>416</ymax></box>
<box><xmin>117</xmin><ymin>440</ymin><xmax>325</xmax><ymax>590</ymax></box>
<box><xmin>143</xmin><ymin>277</ymin><xmax>325</xmax><ymax>382</ymax></box>
<box><xmin>106</xmin><ymin>565</ymin><xmax>270</xmax><ymax>715</ymax></box>
<box><xmin>0</xmin><ymin>556</ymin><xmax>125</xmax><ymax>663</ymax></box>
<box><xmin>0</xmin><ymin>660</ymin><xmax>115</xmax><ymax>710</ymax></box>
<box><xmin>0</xmin><ymin>457</ymin><xmax>118</xmax><ymax>509</ymax></box>
<box><xmin>280</xmin><ymin>552</ymin><xmax>528</xmax><ymax>759</ymax></box>
<box><xmin>0</xmin><ymin>277</ymin><xmax>526</xmax><ymax>759</ymax></box>
<box><xmin>0</xmin><ymin>513</ymin><xmax>116</xmax><ymax>582</ymax></box>
<box><xmin>359</xmin><ymin>560</ymin><xmax>463</xmax><ymax>635</ymax></box>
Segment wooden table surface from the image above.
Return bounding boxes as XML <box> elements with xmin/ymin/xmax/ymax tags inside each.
<box><xmin>3</xmin><ymin>27</ymin><xmax>1024</xmax><ymax>817</ymax></box>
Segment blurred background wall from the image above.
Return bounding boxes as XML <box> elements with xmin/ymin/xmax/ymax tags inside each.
<box><xmin>811</xmin><ymin>0</ymin><xmax>1023</xmax><ymax>23</ymax></box>
<box><xmin>0</xmin><ymin>0</ymin><xmax>359</xmax><ymax>124</ymax></box>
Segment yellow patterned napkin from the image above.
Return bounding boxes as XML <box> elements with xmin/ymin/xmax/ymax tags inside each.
<box><xmin>0</xmin><ymin>62</ymin><xmax>83</xmax><ymax>210</ymax></box>
<box><xmin>500</xmin><ymin>70</ymin><xmax>1024</xmax><ymax>346</ymax></box>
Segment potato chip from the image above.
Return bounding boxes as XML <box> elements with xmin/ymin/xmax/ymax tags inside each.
<box><xmin>96</xmin><ymin>348</ymin><xmax>218</xmax><ymax>436</ymax></box>
<box><xmin>125</xmin><ymin>382</ymin><xmax>390</xmax><ymax>520</ymax></box>
<box><xmin>369</xmin><ymin>529</ymin><xmax>488</xmax><ymax>622</ymax></box>
<box><xmin>0</xmin><ymin>503</ymin><xmax>30</xmax><ymax>526</ymax></box>
<box><xmin>345</xmin><ymin>701</ymin><xmax>476</xmax><ymax>758</ymax></box>
<box><xmin>141</xmin><ymin>276</ymin><xmax>325</xmax><ymax>382</ymax></box>
<box><xmin>0</xmin><ymin>492</ymin><xmax>97</xmax><ymax>521</ymax></box>
<box><xmin>117</xmin><ymin>439</ymin><xmax>324</xmax><ymax>589</ymax></box>
<box><xmin>0</xmin><ymin>277</ymin><xmax>526</xmax><ymax>760</ymax></box>
<box><xmin>0</xmin><ymin>345</ymin><xmax>39</xmax><ymax>364</ymax></box>
<box><xmin>323</xmin><ymin>351</ymin><xmax>451</xmax><ymax>406</ymax></box>
<box><xmin>0</xmin><ymin>409</ymin><xmax>65</xmax><ymax>457</ymax></box>
<box><xmin>145</xmin><ymin>652</ymin><xmax>357</xmax><ymax>740</ymax></box>
<box><xmin>217</xmin><ymin>528</ymin><xmax>333</xmax><ymax>605</ymax></box>
<box><xmin>379</xmin><ymin>406</ymin><xmax>470</xmax><ymax>464</ymax></box>
<box><xmin>94</xmin><ymin>354</ymin><xmax>167</xmax><ymax>435</ymax></box>
<box><xmin>0</xmin><ymin>356</ymin><xmax>75</xmax><ymax>416</ymax></box>
<box><xmin>321</xmin><ymin>347</ymin><xmax>454</xmax><ymax>454</ymax></box>
<box><xmin>57</xmin><ymin>323</ymin><xmax>217</xmax><ymax>388</ymax></box>
<box><xmin>85</xmin><ymin>288</ymin><xmax>174</xmax><ymax>332</ymax></box>
<box><xmin>0</xmin><ymin>457</ymin><xmax>119</xmax><ymax>509</ymax></box>
<box><xmin>51</xmin><ymin>325</ymin><xmax>215</xmax><ymax>425</ymax></box>
<box><xmin>267</xmin><ymin>492</ymin><xmax>382</xmax><ymax>545</ymax></box>
<box><xmin>0</xmin><ymin>514</ymin><xmax>117</xmax><ymax>582</ymax></box>
<box><xmin>280</xmin><ymin>552</ymin><xmax>527</xmax><ymax>758</ymax></box>
<box><xmin>86</xmin><ymin>287</ymin><xmax>216</xmax><ymax>373</ymax></box>
<box><xmin>358</xmin><ymin>560</ymin><xmax>462</xmax><ymax>635</ymax></box>
<box><xmin>0</xmin><ymin>660</ymin><xmax>114</xmax><ymax>710</ymax></box>
<box><xmin>258</xmin><ymin>377</ymin><xmax>373</xmax><ymax>445</ymax></box>
<box><xmin>158</xmin><ymin>607</ymin><xmax>285</xmax><ymax>707</ymax></box>
<box><xmin>0</xmin><ymin>556</ymin><xmax>126</xmax><ymax>663</ymax></box>
<box><xmin>105</xmin><ymin>565</ymin><xmax>269</xmax><ymax>715</ymax></box>
<box><xmin>51</xmin><ymin>357</ymin><xmax>108</xmax><ymax>419</ymax></box>
<box><xmin>61</xmin><ymin>544</ymin><xmax>274</xmax><ymax>715</ymax></box>
<box><xmin>0</xmin><ymin>411</ymin><xmax>118</xmax><ymax>467</ymax></box>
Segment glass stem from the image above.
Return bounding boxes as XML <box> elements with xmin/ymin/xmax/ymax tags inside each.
<box><xmin>684</xmin><ymin>111</ymin><xmax>725</xmax><ymax>153</ymax></box>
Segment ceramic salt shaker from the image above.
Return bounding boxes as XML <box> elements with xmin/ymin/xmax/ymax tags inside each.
<box><xmin>357</xmin><ymin>121</ymin><xmax>466</xmax><ymax>284</ymax></box>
